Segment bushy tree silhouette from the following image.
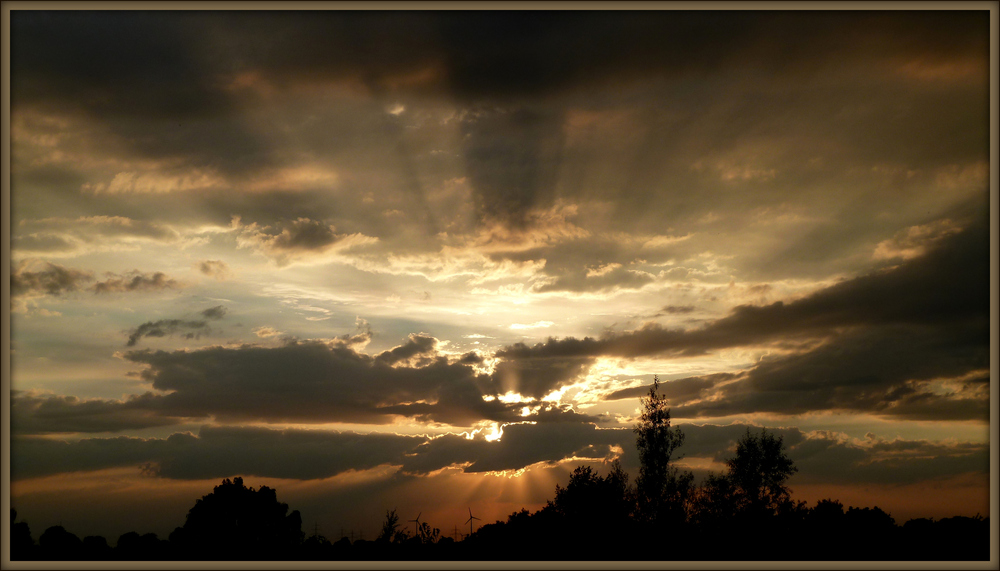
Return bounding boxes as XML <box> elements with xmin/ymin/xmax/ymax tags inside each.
<box><xmin>82</xmin><ymin>535</ymin><xmax>113</xmax><ymax>560</ymax></box>
<box><xmin>726</xmin><ymin>428</ymin><xmax>797</xmax><ymax>521</ymax></box>
<box><xmin>377</xmin><ymin>508</ymin><xmax>407</xmax><ymax>544</ymax></box>
<box><xmin>415</xmin><ymin>521</ymin><xmax>440</xmax><ymax>544</ymax></box>
<box><xmin>116</xmin><ymin>531</ymin><xmax>168</xmax><ymax>560</ymax></box>
<box><xmin>553</xmin><ymin>462</ymin><xmax>633</xmax><ymax>527</ymax></box>
<box><xmin>10</xmin><ymin>509</ymin><xmax>36</xmax><ymax>560</ymax></box>
<box><xmin>172</xmin><ymin>476</ymin><xmax>304</xmax><ymax>559</ymax></box>
<box><xmin>690</xmin><ymin>472</ymin><xmax>737</xmax><ymax>530</ymax></box>
<box><xmin>39</xmin><ymin>525</ymin><xmax>83</xmax><ymax>560</ymax></box>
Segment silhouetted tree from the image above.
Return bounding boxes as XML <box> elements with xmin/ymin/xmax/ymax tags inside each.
<box><xmin>726</xmin><ymin>428</ymin><xmax>797</xmax><ymax>521</ymax></box>
<box><xmin>299</xmin><ymin>533</ymin><xmax>334</xmax><ymax>560</ymax></box>
<box><xmin>689</xmin><ymin>472</ymin><xmax>737</xmax><ymax>531</ymax></box>
<box><xmin>634</xmin><ymin>375</ymin><xmax>692</xmax><ymax>527</ymax></box>
<box><xmin>82</xmin><ymin>535</ymin><xmax>113</xmax><ymax>560</ymax></box>
<box><xmin>39</xmin><ymin>525</ymin><xmax>83</xmax><ymax>560</ymax></box>
<box><xmin>549</xmin><ymin>461</ymin><xmax>636</xmax><ymax>556</ymax></box>
<box><xmin>377</xmin><ymin>508</ymin><xmax>407</xmax><ymax>544</ymax></box>
<box><xmin>10</xmin><ymin>509</ymin><xmax>36</xmax><ymax>560</ymax></box>
<box><xmin>173</xmin><ymin>477</ymin><xmax>304</xmax><ymax>559</ymax></box>
<box><xmin>553</xmin><ymin>462</ymin><xmax>633</xmax><ymax>527</ymax></box>
<box><xmin>415</xmin><ymin>521</ymin><xmax>440</xmax><ymax>544</ymax></box>
<box><xmin>116</xmin><ymin>531</ymin><xmax>168</xmax><ymax>560</ymax></box>
<box><xmin>806</xmin><ymin>497</ymin><xmax>847</xmax><ymax>552</ymax></box>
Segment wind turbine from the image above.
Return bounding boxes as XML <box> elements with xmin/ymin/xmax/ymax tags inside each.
<box><xmin>408</xmin><ymin>512</ymin><xmax>422</xmax><ymax>537</ymax></box>
<box><xmin>465</xmin><ymin>507</ymin><xmax>480</xmax><ymax>537</ymax></box>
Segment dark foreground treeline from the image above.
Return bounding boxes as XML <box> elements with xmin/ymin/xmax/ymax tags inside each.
<box><xmin>8</xmin><ymin>383</ymin><xmax>991</xmax><ymax>561</ymax></box>
<box><xmin>9</xmin><ymin>473</ymin><xmax>990</xmax><ymax>562</ymax></box>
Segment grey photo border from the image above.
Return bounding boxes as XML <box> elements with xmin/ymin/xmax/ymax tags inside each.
<box><xmin>0</xmin><ymin>1</ymin><xmax>997</xmax><ymax>569</ymax></box>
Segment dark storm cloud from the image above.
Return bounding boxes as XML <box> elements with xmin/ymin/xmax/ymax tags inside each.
<box><xmin>461</xmin><ymin>107</ymin><xmax>563</xmax><ymax>226</ymax></box>
<box><xmin>488</xmin><ymin>353</ymin><xmax>595</xmax><ymax>400</ymax></box>
<box><xmin>10</xmin><ymin>260</ymin><xmax>94</xmax><ymax>298</ymax></box>
<box><xmin>17</xmin><ymin>11</ymin><xmax>980</xmax><ymax>110</ymax></box>
<box><xmin>672</xmin><ymin>324</ymin><xmax>989</xmax><ymax>421</ymax></box>
<box><xmin>11</xmin><ymin>435</ymin><xmax>169</xmax><ymax>479</ymax></box>
<box><xmin>9</xmin><ymin>423</ymin><xmax>624</xmax><ymax>481</ymax></box>
<box><xmin>11</xmin><ymin>11</ymin><xmax>228</xmax><ymax>119</ymax></box>
<box><xmin>11</xmin><ymin>329</ymin><xmax>610</xmax><ymax>435</ymax></box>
<box><xmin>374</xmin><ymin>334</ymin><xmax>437</xmax><ymax>366</ymax></box>
<box><xmin>10</xmin><ymin>392</ymin><xmax>181</xmax><ymax>435</ymax></box>
<box><xmin>11</xmin><ymin>422</ymin><xmax>988</xmax><ymax>489</ymax></box>
<box><xmin>236</xmin><ymin>218</ymin><xmax>377</xmax><ymax>265</ymax></box>
<box><xmin>152</xmin><ymin>427</ymin><xmax>423</xmax><ymax>481</ymax></box>
<box><xmin>116</xmin><ymin>337</ymin><xmax>525</xmax><ymax>427</ymax></box>
<box><xmin>788</xmin><ymin>433</ymin><xmax>990</xmax><ymax>487</ymax></box>
<box><xmin>9</xmin><ymin>426</ymin><xmax>422</xmax><ymax>481</ymax></box>
<box><xmin>93</xmin><ymin>271</ymin><xmax>180</xmax><ymax>294</ymax></box>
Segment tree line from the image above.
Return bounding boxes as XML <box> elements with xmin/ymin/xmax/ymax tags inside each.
<box><xmin>9</xmin><ymin>378</ymin><xmax>990</xmax><ymax>561</ymax></box>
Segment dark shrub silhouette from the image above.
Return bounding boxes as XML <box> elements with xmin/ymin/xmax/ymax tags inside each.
<box><xmin>376</xmin><ymin>508</ymin><xmax>406</xmax><ymax>544</ymax></box>
<box><xmin>39</xmin><ymin>525</ymin><xmax>83</xmax><ymax>560</ymax></box>
<box><xmin>82</xmin><ymin>535</ymin><xmax>113</xmax><ymax>560</ymax></box>
<box><xmin>171</xmin><ymin>476</ymin><xmax>304</xmax><ymax>559</ymax></box>
<box><xmin>117</xmin><ymin>531</ymin><xmax>168</xmax><ymax>560</ymax></box>
<box><xmin>299</xmin><ymin>533</ymin><xmax>335</xmax><ymax>560</ymax></box>
<box><xmin>550</xmin><ymin>461</ymin><xmax>635</xmax><ymax>554</ymax></box>
<box><xmin>10</xmin><ymin>509</ymin><xmax>36</xmax><ymax>560</ymax></box>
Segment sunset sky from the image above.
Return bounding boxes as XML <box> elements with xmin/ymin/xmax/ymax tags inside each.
<box><xmin>6</xmin><ymin>8</ymin><xmax>995</xmax><ymax>544</ymax></box>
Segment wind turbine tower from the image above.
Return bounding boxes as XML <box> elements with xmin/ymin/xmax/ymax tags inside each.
<box><xmin>408</xmin><ymin>512</ymin><xmax>422</xmax><ymax>537</ymax></box>
<box><xmin>465</xmin><ymin>507</ymin><xmax>481</xmax><ymax>537</ymax></box>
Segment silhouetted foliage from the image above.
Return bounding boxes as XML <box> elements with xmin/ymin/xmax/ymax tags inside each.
<box><xmin>689</xmin><ymin>472</ymin><xmax>738</xmax><ymax>531</ymax></box>
<box><xmin>726</xmin><ymin>428</ymin><xmax>797</xmax><ymax>522</ymax></box>
<box><xmin>414</xmin><ymin>521</ymin><xmax>440</xmax><ymax>544</ymax></box>
<box><xmin>116</xmin><ymin>531</ymin><xmax>169</xmax><ymax>560</ymax></box>
<box><xmin>377</xmin><ymin>508</ymin><xmax>406</xmax><ymax>544</ymax></box>
<box><xmin>633</xmin><ymin>375</ymin><xmax>693</xmax><ymax>528</ymax></box>
<box><xmin>172</xmin><ymin>476</ymin><xmax>304</xmax><ymax>560</ymax></box>
<box><xmin>82</xmin><ymin>535</ymin><xmax>113</xmax><ymax>560</ymax></box>
<box><xmin>39</xmin><ymin>526</ymin><xmax>83</xmax><ymax>560</ymax></box>
<box><xmin>11</xmin><ymin>509</ymin><xmax>36</xmax><ymax>560</ymax></box>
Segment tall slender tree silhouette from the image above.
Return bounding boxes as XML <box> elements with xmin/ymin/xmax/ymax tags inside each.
<box><xmin>634</xmin><ymin>375</ymin><xmax>692</xmax><ymax>527</ymax></box>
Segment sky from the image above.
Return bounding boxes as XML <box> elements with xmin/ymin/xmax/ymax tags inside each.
<box><xmin>5</xmin><ymin>8</ymin><xmax>996</xmax><ymax>544</ymax></box>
